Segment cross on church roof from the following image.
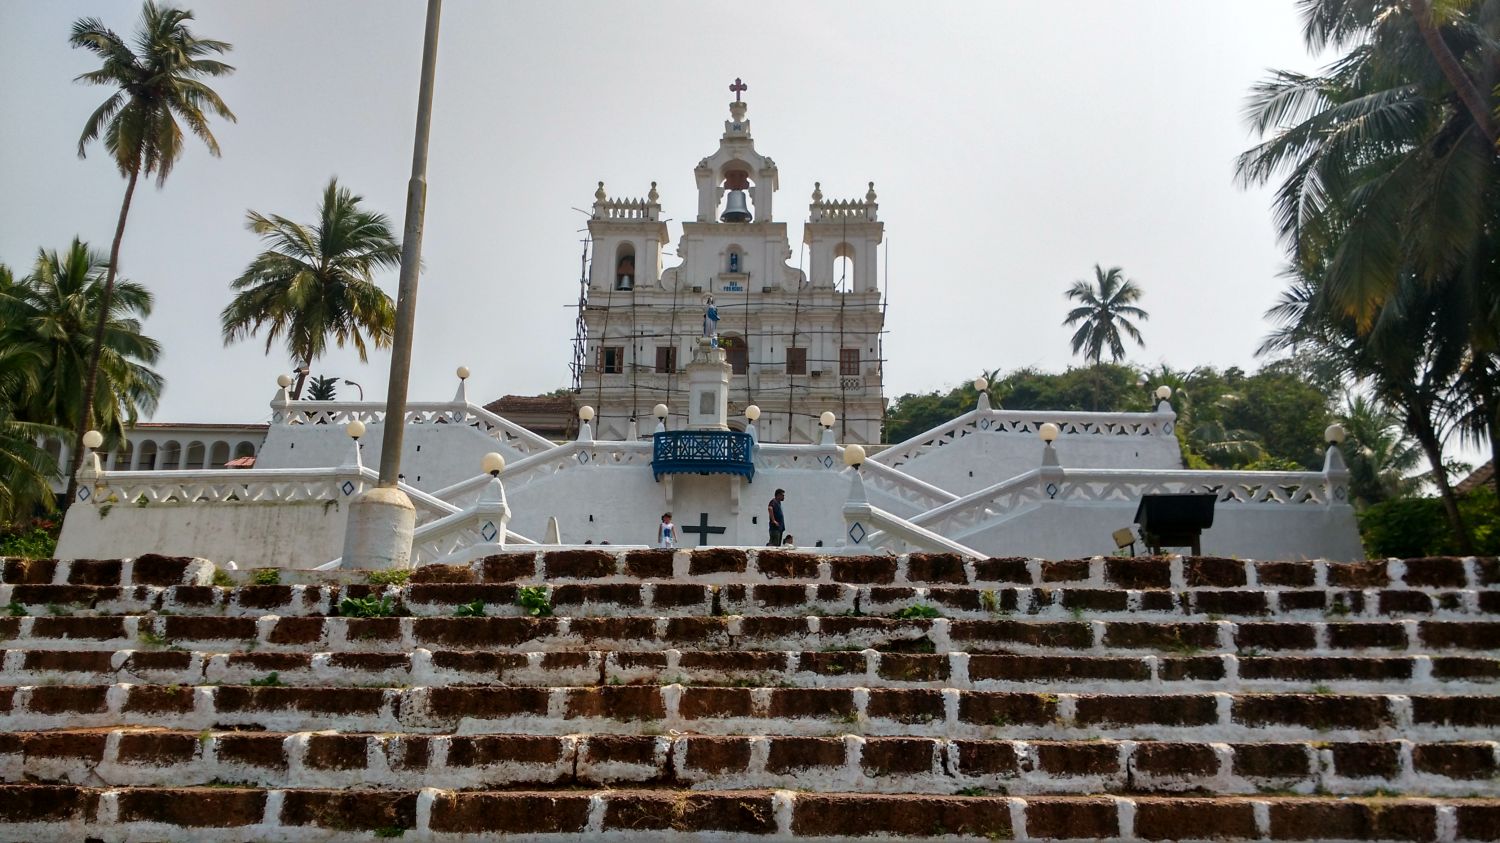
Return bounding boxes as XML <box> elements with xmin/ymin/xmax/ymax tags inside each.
<box><xmin>729</xmin><ymin>77</ymin><xmax>748</xmax><ymax>102</ymax></box>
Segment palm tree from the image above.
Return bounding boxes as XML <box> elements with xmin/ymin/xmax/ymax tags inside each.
<box><xmin>1062</xmin><ymin>265</ymin><xmax>1148</xmax><ymax>366</ymax></box>
<box><xmin>1</xmin><ymin>240</ymin><xmax>164</xmax><ymax>448</ymax></box>
<box><xmin>68</xmin><ymin>1</ymin><xmax>234</xmax><ymax>503</ymax></box>
<box><xmin>221</xmin><ymin>178</ymin><xmax>400</xmax><ymax>398</ymax></box>
<box><xmin>1339</xmin><ymin>393</ymin><xmax>1424</xmax><ymax>507</ymax></box>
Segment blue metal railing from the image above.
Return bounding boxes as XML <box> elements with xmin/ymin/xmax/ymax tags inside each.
<box><xmin>652</xmin><ymin>430</ymin><xmax>756</xmax><ymax>482</ymax></box>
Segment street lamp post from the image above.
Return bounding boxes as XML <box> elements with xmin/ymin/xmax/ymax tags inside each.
<box><xmin>342</xmin><ymin>0</ymin><xmax>443</xmax><ymax>570</ymax></box>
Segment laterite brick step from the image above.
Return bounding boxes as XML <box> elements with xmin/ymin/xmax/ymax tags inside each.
<box><xmin>5</xmin><ymin>684</ymin><xmax>1498</xmax><ymax>740</ymax></box>
<box><xmin>5</xmin><ymin>729</ymin><xmax>1497</xmax><ymax>797</ymax></box>
<box><xmin>3</xmin><ymin>648</ymin><xmax>1496</xmax><ymax>692</ymax></box>
<box><xmin>6</xmin><ymin>614</ymin><xmax>1498</xmax><ymax>656</ymax></box>
<box><xmin>6</xmin><ymin>552</ymin><xmax>1496</xmax><ymax>591</ymax></box>
<box><xmin>1</xmin><ymin>784</ymin><xmax>1496</xmax><ymax>841</ymax></box>
<box><xmin>8</xmin><ymin>580</ymin><xmax>1493</xmax><ymax>619</ymax></box>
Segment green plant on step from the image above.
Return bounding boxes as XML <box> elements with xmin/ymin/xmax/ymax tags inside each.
<box><xmin>892</xmin><ymin>603</ymin><xmax>941</xmax><ymax>620</ymax></box>
<box><xmin>516</xmin><ymin>586</ymin><xmax>552</xmax><ymax>617</ymax></box>
<box><xmin>340</xmin><ymin>594</ymin><xmax>396</xmax><ymax>618</ymax></box>
<box><xmin>248</xmin><ymin>672</ymin><xmax>282</xmax><ymax>687</ymax></box>
<box><xmin>455</xmin><ymin>600</ymin><xmax>485</xmax><ymax>618</ymax></box>
<box><xmin>366</xmin><ymin>569</ymin><xmax>411</xmax><ymax>587</ymax></box>
<box><xmin>211</xmin><ymin>569</ymin><xmax>234</xmax><ymax>588</ymax></box>
<box><xmin>252</xmin><ymin>568</ymin><xmax>281</xmax><ymax>585</ymax></box>
<box><xmin>374</xmin><ymin>829</ymin><xmax>406</xmax><ymax>839</ymax></box>
<box><xmin>6</xmin><ymin>602</ymin><xmax>24</xmax><ymax>617</ymax></box>
<box><xmin>979</xmin><ymin>589</ymin><xmax>999</xmax><ymax>613</ymax></box>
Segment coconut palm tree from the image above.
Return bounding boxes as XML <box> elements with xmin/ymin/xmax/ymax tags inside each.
<box><xmin>1339</xmin><ymin>393</ymin><xmax>1424</xmax><ymax>506</ymax></box>
<box><xmin>220</xmin><ymin>178</ymin><xmax>400</xmax><ymax>398</ymax></box>
<box><xmin>1062</xmin><ymin>265</ymin><xmax>1148</xmax><ymax>366</ymax></box>
<box><xmin>68</xmin><ymin>1</ymin><xmax>233</xmax><ymax>503</ymax></box>
<box><xmin>2</xmin><ymin>240</ymin><xmax>164</xmax><ymax>448</ymax></box>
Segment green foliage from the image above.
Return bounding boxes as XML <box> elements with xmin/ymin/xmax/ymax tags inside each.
<box><xmin>339</xmin><ymin>594</ymin><xmax>396</xmax><ymax>618</ymax></box>
<box><xmin>0</xmin><ymin>519</ymin><xmax>59</xmax><ymax>559</ymax></box>
<box><xmin>1359</xmin><ymin>488</ymin><xmax>1500</xmax><ymax>558</ymax></box>
<box><xmin>304</xmin><ymin>375</ymin><xmax>338</xmax><ymax>401</ymax></box>
<box><xmin>252</xmin><ymin>568</ymin><xmax>281</xmax><ymax>585</ymax></box>
<box><xmin>211</xmin><ymin>569</ymin><xmax>234</xmax><ymax>587</ymax></box>
<box><xmin>892</xmin><ymin>604</ymin><xmax>941</xmax><ymax>620</ymax></box>
<box><xmin>454</xmin><ymin>600</ymin><xmax>485</xmax><ymax>618</ymax></box>
<box><xmin>373</xmin><ymin>828</ymin><xmax>406</xmax><ymax>839</ymax></box>
<box><xmin>366</xmin><ymin>569</ymin><xmax>411</xmax><ymax>586</ymax></box>
<box><xmin>248</xmin><ymin>672</ymin><xmax>282</xmax><ymax>687</ymax></box>
<box><xmin>6</xmin><ymin>602</ymin><xmax>25</xmax><ymax>617</ymax></box>
<box><xmin>516</xmin><ymin>586</ymin><xmax>552</xmax><ymax>618</ymax></box>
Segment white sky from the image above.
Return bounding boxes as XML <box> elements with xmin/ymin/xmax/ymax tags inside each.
<box><xmin>1</xmin><ymin>1</ymin><xmax>1326</xmax><ymax>426</ymax></box>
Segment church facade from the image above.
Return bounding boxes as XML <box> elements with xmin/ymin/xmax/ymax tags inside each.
<box><xmin>575</xmin><ymin>91</ymin><xmax>886</xmax><ymax>445</ymax></box>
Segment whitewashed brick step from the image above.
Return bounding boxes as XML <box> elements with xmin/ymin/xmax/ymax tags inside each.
<box><xmin>5</xmin><ymin>730</ymin><xmax>1498</xmax><ymax>798</ymax></box>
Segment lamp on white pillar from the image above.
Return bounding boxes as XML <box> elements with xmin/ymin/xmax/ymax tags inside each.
<box><xmin>476</xmin><ymin>451</ymin><xmax>512</xmax><ymax>546</ymax></box>
<box><xmin>841</xmin><ymin>442</ymin><xmax>870</xmax><ymax>546</ymax></box>
<box><xmin>453</xmin><ymin>365</ymin><xmax>470</xmax><ymax>404</ymax></box>
<box><xmin>745</xmin><ymin>404</ymin><xmax>761</xmax><ymax>441</ymax></box>
<box><xmin>345</xmin><ymin>419</ymin><xmax>367</xmax><ymax>471</ymax></box>
<box><xmin>1039</xmin><ymin>422</ymin><xmax>1061</xmax><ymax>468</ymax></box>
<box><xmin>1323</xmin><ymin>422</ymin><xmax>1350</xmax><ymax>500</ymax></box>
<box><xmin>81</xmin><ymin>429</ymin><xmax>104</xmax><ymax>474</ymax></box>
<box><xmin>974</xmin><ymin>376</ymin><xmax>991</xmax><ymax>411</ymax></box>
<box><xmin>653</xmin><ymin>403</ymin><xmax>669</xmax><ymax>434</ymax></box>
<box><xmin>843</xmin><ymin>443</ymin><xmax>866</xmax><ymax>469</ymax></box>
<box><xmin>1154</xmin><ymin>384</ymin><xmax>1173</xmax><ymax>413</ymax></box>
<box><xmin>819</xmin><ymin>410</ymin><xmax>837</xmax><ymax>446</ymax></box>
<box><xmin>272</xmin><ymin>373</ymin><xmax>294</xmax><ymax>423</ymax></box>
<box><xmin>578</xmin><ymin>405</ymin><xmax>595</xmax><ymax>442</ymax></box>
<box><xmin>626</xmin><ymin>417</ymin><xmax>639</xmax><ymax>441</ymax></box>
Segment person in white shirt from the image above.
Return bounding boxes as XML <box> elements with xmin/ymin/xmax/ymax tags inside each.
<box><xmin>658</xmin><ymin>512</ymin><xmax>679</xmax><ymax>548</ymax></box>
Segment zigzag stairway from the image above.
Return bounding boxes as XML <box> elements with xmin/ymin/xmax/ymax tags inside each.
<box><xmin>0</xmin><ymin>550</ymin><xmax>1496</xmax><ymax>840</ymax></box>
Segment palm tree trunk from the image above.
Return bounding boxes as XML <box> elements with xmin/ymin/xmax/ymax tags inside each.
<box><xmin>291</xmin><ymin>361</ymin><xmax>311</xmax><ymax>401</ymax></box>
<box><xmin>1408</xmin><ymin>0</ymin><xmax>1497</xmax><ymax>144</ymax></box>
<box><xmin>1409</xmin><ymin>412</ymin><xmax>1476</xmax><ymax>554</ymax></box>
<box><xmin>63</xmin><ymin>165</ymin><xmax>139</xmax><ymax>511</ymax></box>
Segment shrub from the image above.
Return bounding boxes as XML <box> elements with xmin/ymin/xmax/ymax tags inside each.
<box><xmin>1359</xmin><ymin>487</ymin><xmax>1500</xmax><ymax>557</ymax></box>
<box><xmin>0</xmin><ymin>519</ymin><xmax>60</xmax><ymax>559</ymax></box>
<box><xmin>516</xmin><ymin>586</ymin><xmax>552</xmax><ymax>617</ymax></box>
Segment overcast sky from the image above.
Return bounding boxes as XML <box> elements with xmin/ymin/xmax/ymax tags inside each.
<box><xmin>1</xmin><ymin>1</ymin><xmax>1327</xmax><ymax>426</ymax></box>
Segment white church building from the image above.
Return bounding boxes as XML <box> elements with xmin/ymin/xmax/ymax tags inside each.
<box><xmin>576</xmin><ymin>91</ymin><xmax>885</xmax><ymax>445</ymax></box>
<box><xmin>51</xmin><ymin>89</ymin><xmax>1365</xmax><ymax>567</ymax></box>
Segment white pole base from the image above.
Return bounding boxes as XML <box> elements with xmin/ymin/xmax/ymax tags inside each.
<box><xmin>341</xmin><ymin>486</ymin><xmax>416</xmax><ymax>570</ymax></box>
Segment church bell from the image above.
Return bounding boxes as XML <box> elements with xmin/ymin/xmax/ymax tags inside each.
<box><xmin>720</xmin><ymin>190</ymin><xmax>752</xmax><ymax>223</ymax></box>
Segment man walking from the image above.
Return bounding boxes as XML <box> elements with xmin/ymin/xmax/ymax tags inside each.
<box><xmin>767</xmin><ymin>489</ymin><xmax>787</xmax><ymax>547</ymax></box>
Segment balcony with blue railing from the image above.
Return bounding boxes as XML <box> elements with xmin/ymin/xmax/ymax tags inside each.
<box><xmin>652</xmin><ymin>430</ymin><xmax>756</xmax><ymax>482</ymax></box>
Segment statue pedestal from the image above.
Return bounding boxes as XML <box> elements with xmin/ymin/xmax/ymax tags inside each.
<box><xmin>686</xmin><ymin>338</ymin><xmax>731</xmax><ymax>431</ymax></box>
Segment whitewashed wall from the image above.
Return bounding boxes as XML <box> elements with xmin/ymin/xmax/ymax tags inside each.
<box><xmin>55</xmin><ymin>499</ymin><xmax>346</xmax><ymax>568</ymax></box>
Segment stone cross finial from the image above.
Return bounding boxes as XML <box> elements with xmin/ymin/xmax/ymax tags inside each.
<box><xmin>729</xmin><ymin>77</ymin><xmax>748</xmax><ymax>102</ymax></box>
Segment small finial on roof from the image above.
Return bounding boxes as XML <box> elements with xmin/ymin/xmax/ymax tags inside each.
<box><xmin>812</xmin><ymin>182</ymin><xmax>823</xmax><ymax>202</ymax></box>
<box><xmin>866</xmin><ymin>182</ymin><xmax>877</xmax><ymax>202</ymax></box>
<box><xmin>595</xmin><ymin>181</ymin><xmax>606</xmax><ymax>202</ymax></box>
<box><xmin>648</xmin><ymin>181</ymin><xmax>659</xmax><ymax>202</ymax></box>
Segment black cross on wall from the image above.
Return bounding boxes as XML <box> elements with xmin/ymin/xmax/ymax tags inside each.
<box><xmin>680</xmin><ymin>512</ymin><xmax>727</xmax><ymax>547</ymax></box>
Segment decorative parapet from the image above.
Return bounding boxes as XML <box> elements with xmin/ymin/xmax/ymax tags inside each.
<box><xmin>906</xmin><ymin>466</ymin><xmax>1340</xmax><ymax>541</ymax></box>
<box><xmin>874</xmin><ymin>407</ymin><xmax>1178</xmax><ymax>468</ymax></box>
<box><xmin>591</xmin><ymin>181</ymin><xmax>661</xmax><ymax>221</ymax></box>
<box><xmin>272</xmin><ymin>400</ymin><xmax>557</xmax><ymax>457</ymax></box>
<box><xmin>808</xmin><ymin>181</ymin><xmax>879</xmax><ymax>223</ymax></box>
<box><xmin>652</xmin><ymin>430</ymin><xmax>755</xmax><ymax>481</ymax></box>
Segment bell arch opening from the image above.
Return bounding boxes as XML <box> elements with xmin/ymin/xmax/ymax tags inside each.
<box><xmin>614</xmin><ymin>243</ymin><xmax>636</xmax><ymax>291</ymax></box>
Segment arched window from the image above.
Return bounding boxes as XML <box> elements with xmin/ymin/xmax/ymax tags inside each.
<box><xmin>615</xmin><ymin>243</ymin><xmax>636</xmax><ymax>291</ymax></box>
<box><xmin>159</xmin><ymin>441</ymin><xmax>182</xmax><ymax>471</ymax></box>
<box><xmin>833</xmin><ymin>242</ymin><xmax>855</xmax><ymax>290</ymax></box>
<box><xmin>719</xmin><ymin>166</ymin><xmax>755</xmax><ymax>223</ymax></box>
<box><xmin>136</xmin><ymin>440</ymin><xmax>158</xmax><ymax>470</ymax></box>
<box><xmin>719</xmin><ymin>335</ymin><xmax>748</xmax><ymax>375</ymax></box>
<box><xmin>209</xmin><ymin>441</ymin><xmax>231</xmax><ymax>470</ymax></box>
